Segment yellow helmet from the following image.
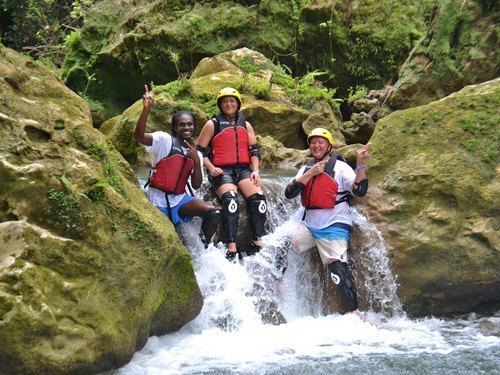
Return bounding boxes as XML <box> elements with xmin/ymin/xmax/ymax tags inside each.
<box><xmin>307</xmin><ymin>128</ymin><xmax>333</xmax><ymax>146</ymax></box>
<box><xmin>216</xmin><ymin>87</ymin><xmax>241</xmax><ymax>111</ymax></box>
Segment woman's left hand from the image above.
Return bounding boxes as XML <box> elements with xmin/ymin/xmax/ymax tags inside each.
<box><xmin>251</xmin><ymin>171</ymin><xmax>261</xmax><ymax>187</ymax></box>
<box><xmin>356</xmin><ymin>142</ymin><xmax>372</xmax><ymax>166</ymax></box>
<box><xmin>183</xmin><ymin>139</ymin><xmax>200</xmax><ymax>164</ymax></box>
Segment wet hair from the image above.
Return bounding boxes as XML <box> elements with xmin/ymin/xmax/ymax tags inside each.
<box><xmin>171</xmin><ymin>111</ymin><xmax>196</xmax><ymax>135</ymax></box>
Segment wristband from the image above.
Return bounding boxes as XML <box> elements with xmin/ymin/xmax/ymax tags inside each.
<box><xmin>252</xmin><ymin>169</ymin><xmax>260</xmax><ymax>174</ymax></box>
<box><xmin>356</xmin><ymin>166</ymin><xmax>366</xmax><ymax>170</ymax></box>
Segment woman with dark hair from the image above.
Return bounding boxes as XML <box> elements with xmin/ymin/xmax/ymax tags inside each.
<box><xmin>197</xmin><ymin>87</ymin><xmax>267</xmax><ymax>261</ymax></box>
<box><xmin>134</xmin><ymin>85</ymin><xmax>220</xmax><ymax>245</ymax></box>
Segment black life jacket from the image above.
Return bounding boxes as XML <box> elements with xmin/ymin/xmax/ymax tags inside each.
<box><xmin>211</xmin><ymin>113</ymin><xmax>250</xmax><ymax>166</ymax></box>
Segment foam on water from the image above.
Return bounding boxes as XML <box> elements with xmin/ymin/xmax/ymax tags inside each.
<box><xmin>119</xmin><ymin>311</ymin><xmax>500</xmax><ymax>375</ymax></box>
<box><xmin>119</xmin><ymin>177</ymin><xmax>499</xmax><ymax>375</ymax></box>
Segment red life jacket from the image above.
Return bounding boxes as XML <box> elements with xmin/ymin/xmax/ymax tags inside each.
<box><xmin>211</xmin><ymin>113</ymin><xmax>250</xmax><ymax>167</ymax></box>
<box><xmin>148</xmin><ymin>137</ymin><xmax>194</xmax><ymax>195</ymax></box>
<box><xmin>301</xmin><ymin>155</ymin><xmax>349</xmax><ymax>209</ymax></box>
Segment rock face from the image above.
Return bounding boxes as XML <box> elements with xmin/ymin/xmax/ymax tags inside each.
<box><xmin>365</xmin><ymin>78</ymin><xmax>500</xmax><ymax>316</ymax></box>
<box><xmin>60</xmin><ymin>0</ymin><xmax>433</xmax><ymax>122</ymax></box>
<box><xmin>0</xmin><ymin>46</ymin><xmax>202</xmax><ymax>375</ymax></box>
<box><xmin>61</xmin><ymin>1</ymin><xmax>296</xmax><ymax>115</ymax></box>
<box><xmin>101</xmin><ymin>48</ymin><xmax>341</xmax><ymax>166</ymax></box>
<box><xmin>385</xmin><ymin>0</ymin><xmax>499</xmax><ymax>111</ymax></box>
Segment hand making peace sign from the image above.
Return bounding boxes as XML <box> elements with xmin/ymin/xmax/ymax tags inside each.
<box><xmin>142</xmin><ymin>84</ymin><xmax>154</xmax><ymax>110</ymax></box>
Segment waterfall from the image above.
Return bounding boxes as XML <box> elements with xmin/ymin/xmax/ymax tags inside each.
<box><xmin>176</xmin><ymin>176</ymin><xmax>403</xmax><ymax>327</ymax></box>
<box><xmin>120</xmin><ymin>174</ymin><xmax>500</xmax><ymax>374</ymax></box>
<box><xmin>351</xmin><ymin>209</ymin><xmax>404</xmax><ymax>317</ymax></box>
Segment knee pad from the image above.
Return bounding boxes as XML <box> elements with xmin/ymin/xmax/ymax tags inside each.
<box><xmin>247</xmin><ymin>192</ymin><xmax>267</xmax><ymax>240</ymax></box>
<box><xmin>200</xmin><ymin>208</ymin><xmax>221</xmax><ymax>246</ymax></box>
<box><xmin>329</xmin><ymin>261</ymin><xmax>359</xmax><ymax>312</ymax></box>
<box><xmin>221</xmin><ymin>190</ymin><xmax>239</xmax><ymax>243</ymax></box>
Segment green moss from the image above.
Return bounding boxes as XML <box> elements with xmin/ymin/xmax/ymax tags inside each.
<box><xmin>160</xmin><ymin>79</ymin><xmax>195</xmax><ymax>100</ymax></box>
<box><xmin>46</xmin><ymin>189</ymin><xmax>82</xmax><ymax>236</ymax></box>
<box><xmin>125</xmin><ymin>216</ymin><xmax>148</xmax><ymax>241</ymax></box>
<box><xmin>54</xmin><ymin>120</ymin><xmax>65</xmax><ymax>130</ymax></box>
<box><xmin>240</xmin><ymin>80</ymin><xmax>272</xmax><ymax>100</ymax></box>
<box><xmin>229</xmin><ymin>54</ymin><xmax>279</xmax><ymax>75</ymax></box>
<box><xmin>87</xmin><ymin>178</ymin><xmax>107</xmax><ymax>201</ymax></box>
<box><xmin>144</xmin><ymin>246</ymin><xmax>160</xmax><ymax>262</ymax></box>
<box><xmin>152</xmin><ymin>291</ymin><xmax>165</xmax><ymax>313</ymax></box>
<box><xmin>87</xmin><ymin>143</ymin><xmax>127</xmax><ymax>197</ymax></box>
<box><xmin>0</xmin><ymin>297</ymin><xmax>13</xmax><ymax>319</ymax></box>
<box><xmin>160</xmin><ymin>252</ymin><xmax>200</xmax><ymax>310</ymax></box>
<box><xmin>372</xmin><ymin>80</ymin><xmax>500</xmax><ymax>178</ymax></box>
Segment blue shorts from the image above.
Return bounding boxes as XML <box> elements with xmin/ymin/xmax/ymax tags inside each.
<box><xmin>157</xmin><ymin>195</ymin><xmax>197</xmax><ymax>225</ymax></box>
<box><xmin>308</xmin><ymin>224</ymin><xmax>351</xmax><ymax>240</ymax></box>
<box><xmin>292</xmin><ymin>223</ymin><xmax>352</xmax><ymax>264</ymax></box>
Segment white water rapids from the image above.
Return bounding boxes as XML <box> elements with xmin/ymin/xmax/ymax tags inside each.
<box><xmin>116</xmin><ymin>174</ymin><xmax>500</xmax><ymax>375</ymax></box>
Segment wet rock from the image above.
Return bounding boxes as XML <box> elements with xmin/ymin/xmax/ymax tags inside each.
<box><xmin>364</xmin><ymin>78</ymin><xmax>500</xmax><ymax>316</ymax></box>
<box><xmin>0</xmin><ymin>45</ymin><xmax>202</xmax><ymax>375</ymax></box>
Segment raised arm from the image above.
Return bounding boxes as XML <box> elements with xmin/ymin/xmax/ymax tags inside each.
<box><xmin>133</xmin><ymin>84</ymin><xmax>154</xmax><ymax>146</ymax></box>
<box><xmin>352</xmin><ymin>142</ymin><xmax>371</xmax><ymax>196</ymax></box>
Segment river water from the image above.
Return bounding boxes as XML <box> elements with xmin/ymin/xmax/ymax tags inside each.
<box><xmin>115</xmin><ymin>172</ymin><xmax>500</xmax><ymax>375</ymax></box>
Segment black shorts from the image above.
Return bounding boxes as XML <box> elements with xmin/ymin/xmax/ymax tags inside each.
<box><xmin>208</xmin><ymin>164</ymin><xmax>252</xmax><ymax>190</ymax></box>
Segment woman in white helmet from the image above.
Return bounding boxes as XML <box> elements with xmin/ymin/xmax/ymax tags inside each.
<box><xmin>197</xmin><ymin>87</ymin><xmax>267</xmax><ymax>261</ymax></box>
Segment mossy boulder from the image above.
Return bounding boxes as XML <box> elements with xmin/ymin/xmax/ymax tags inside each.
<box><xmin>0</xmin><ymin>45</ymin><xmax>202</xmax><ymax>374</ymax></box>
<box><xmin>101</xmin><ymin>48</ymin><xmax>339</xmax><ymax>164</ymax></box>
<box><xmin>60</xmin><ymin>0</ymin><xmax>434</xmax><ymax>121</ymax></box>
<box><xmin>242</xmin><ymin>97</ymin><xmax>309</xmax><ymax>149</ymax></box>
<box><xmin>257</xmin><ymin>135</ymin><xmax>309</xmax><ymax>169</ymax></box>
<box><xmin>61</xmin><ymin>0</ymin><xmax>295</xmax><ymax>117</ymax></box>
<box><xmin>385</xmin><ymin>0</ymin><xmax>499</xmax><ymax>111</ymax></box>
<box><xmin>301</xmin><ymin>101</ymin><xmax>346</xmax><ymax>149</ymax></box>
<box><xmin>365</xmin><ymin>78</ymin><xmax>500</xmax><ymax>316</ymax></box>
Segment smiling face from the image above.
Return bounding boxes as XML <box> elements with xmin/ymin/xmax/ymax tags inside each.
<box><xmin>173</xmin><ymin>114</ymin><xmax>195</xmax><ymax>142</ymax></box>
<box><xmin>219</xmin><ymin>96</ymin><xmax>239</xmax><ymax>117</ymax></box>
<box><xmin>309</xmin><ymin>136</ymin><xmax>331</xmax><ymax>160</ymax></box>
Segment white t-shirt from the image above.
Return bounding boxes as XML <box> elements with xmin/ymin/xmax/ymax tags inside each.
<box><xmin>145</xmin><ymin>131</ymin><xmax>204</xmax><ymax>208</ymax></box>
<box><xmin>294</xmin><ymin>158</ymin><xmax>356</xmax><ymax>229</ymax></box>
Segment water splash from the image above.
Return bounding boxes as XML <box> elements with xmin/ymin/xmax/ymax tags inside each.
<box><xmin>351</xmin><ymin>209</ymin><xmax>404</xmax><ymax>316</ymax></box>
<box><xmin>118</xmin><ymin>176</ymin><xmax>499</xmax><ymax>374</ymax></box>
<box><xmin>170</xmin><ymin>177</ymin><xmax>405</xmax><ymax>326</ymax></box>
